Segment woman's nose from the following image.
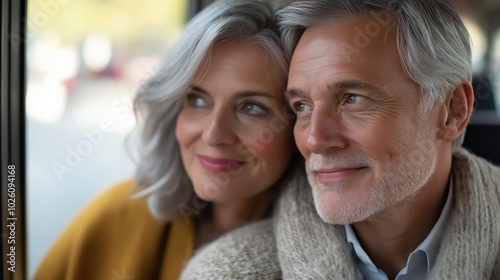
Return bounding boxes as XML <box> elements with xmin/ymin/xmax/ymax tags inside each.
<box><xmin>201</xmin><ymin>110</ymin><xmax>238</xmax><ymax>146</ymax></box>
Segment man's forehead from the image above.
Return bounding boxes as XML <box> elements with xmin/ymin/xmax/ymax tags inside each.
<box><xmin>295</xmin><ymin>15</ymin><xmax>396</xmax><ymax>56</ymax></box>
<box><xmin>289</xmin><ymin>15</ymin><xmax>399</xmax><ymax>79</ymax></box>
<box><xmin>286</xmin><ymin>14</ymin><xmax>417</xmax><ymax>101</ymax></box>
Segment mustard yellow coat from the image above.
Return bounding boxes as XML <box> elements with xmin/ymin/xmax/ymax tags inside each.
<box><xmin>33</xmin><ymin>180</ymin><xmax>194</xmax><ymax>280</ymax></box>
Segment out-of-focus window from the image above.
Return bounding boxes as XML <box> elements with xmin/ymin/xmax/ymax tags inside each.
<box><xmin>463</xmin><ymin>18</ymin><xmax>488</xmax><ymax>75</ymax></box>
<box><xmin>461</xmin><ymin>17</ymin><xmax>498</xmax><ymax>112</ymax></box>
<box><xmin>26</xmin><ymin>0</ymin><xmax>187</xmax><ymax>277</ymax></box>
<box><xmin>448</xmin><ymin>0</ymin><xmax>500</xmax><ymax>113</ymax></box>
<box><xmin>493</xmin><ymin>30</ymin><xmax>500</xmax><ymax>109</ymax></box>
<box><xmin>459</xmin><ymin>17</ymin><xmax>499</xmax><ymax>113</ymax></box>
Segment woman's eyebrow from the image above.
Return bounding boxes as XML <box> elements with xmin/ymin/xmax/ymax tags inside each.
<box><xmin>189</xmin><ymin>86</ymin><xmax>274</xmax><ymax>99</ymax></box>
<box><xmin>235</xmin><ymin>91</ymin><xmax>276</xmax><ymax>99</ymax></box>
<box><xmin>189</xmin><ymin>85</ymin><xmax>209</xmax><ymax>94</ymax></box>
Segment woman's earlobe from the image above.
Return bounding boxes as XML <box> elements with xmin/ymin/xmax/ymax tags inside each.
<box><xmin>438</xmin><ymin>81</ymin><xmax>474</xmax><ymax>142</ymax></box>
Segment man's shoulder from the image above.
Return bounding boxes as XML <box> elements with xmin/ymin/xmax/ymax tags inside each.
<box><xmin>181</xmin><ymin>218</ymin><xmax>281</xmax><ymax>280</ymax></box>
<box><xmin>433</xmin><ymin>149</ymin><xmax>500</xmax><ymax>279</ymax></box>
<box><xmin>453</xmin><ymin>148</ymin><xmax>500</xmax><ymax>181</ymax></box>
<box><xmin>452</xmin><ymin>148</ymin><xmax>500</xmax><ymax>208</ymax></box>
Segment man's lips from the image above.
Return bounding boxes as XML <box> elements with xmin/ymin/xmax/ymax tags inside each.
<box><xmin>198</xmin><ymin>155</ymin><xmax>245</xmax><ymax>172</ymax></box>
<box><xmin>315</xmin><ymin>167</ymin><xmax>368</xmax><ymax>183</ymax></box>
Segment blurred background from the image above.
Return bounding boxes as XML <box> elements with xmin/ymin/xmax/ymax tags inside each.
<box><xmin>26</xmin><ymin>0</ymin><xmax>500</xmax><ymax>278</ymax></box>
<box><xmin>26</xmin><ymin>0</ymin><xmax>187</xmax><ymax>277</ymax></box>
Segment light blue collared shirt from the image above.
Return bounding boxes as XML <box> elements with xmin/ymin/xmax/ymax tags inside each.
<box><xmin>345</xmin><ymin>181</ymin><xmax>453</xmax><ymax>280</ymax></box>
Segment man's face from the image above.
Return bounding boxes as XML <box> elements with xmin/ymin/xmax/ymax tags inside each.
<box><xmin>287</xmin><ymin>16</ymin><xmax>442</xmax><ymax>224</ymax></box>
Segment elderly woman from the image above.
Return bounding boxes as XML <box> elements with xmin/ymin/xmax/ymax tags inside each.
<box><xmin>33</xmin><ymin>1</ymin><xmax>302</xmax><ymax>279</ymax></box>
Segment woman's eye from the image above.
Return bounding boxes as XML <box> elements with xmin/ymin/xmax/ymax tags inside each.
<box><xmin>186</xmin><ymin>94</ymin><xmax>208</xmax><ymax>108</ymax></box>
<box><xmin>242</xmin><ymin>103</ymin><xmax>266</xmax><ymax>116</ymax></box>
<box><xmin>345</xmin><ymin>94</ymin><xmax>366</xmax><ymax>104</ymax></box>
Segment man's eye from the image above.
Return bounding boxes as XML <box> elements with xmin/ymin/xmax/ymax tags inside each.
<box><xmin>292</xmin><ymin>102</ymin><xmax>311</xmax><ymax>113</ymax></box>
<box><xmin>242</xmin><ymin>103</ymin><xmax>267</xmax><ymax>116</ymax></box>
<box><xmin>345</xmin><ymin>94</ymin><xmax>366</xmax><ymax>104</ymax></box>
<box><xmin>186</xmin><ymin>94</ymin><xmax>208</xmax><ymax>108</ymax></box>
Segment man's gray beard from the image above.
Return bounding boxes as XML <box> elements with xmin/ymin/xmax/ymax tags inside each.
<box><xmin>308</xmin><ymin>126</ymin><xmax>438</xmax><ymax>225</ymax></box>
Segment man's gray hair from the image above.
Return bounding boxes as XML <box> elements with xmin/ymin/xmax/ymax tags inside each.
<box><xmin>277</xmin><ymin>0</ymin><xmax>472</xmax><ymax>151</ymax></box>
<box><xmin>133</xmin><ymin>0</ymin><xmax>289</xmax><ymax>221</ymax></box>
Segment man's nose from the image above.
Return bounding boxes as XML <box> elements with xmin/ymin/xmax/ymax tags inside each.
<box><xmin>202</xmin><ymin>109</ymin><xmax>237</xmax><ymax>146</ymax></box>
<box><xmin>305</xmin><ymin>108</ymin><xmax>348</xmax><ymax>154</ymax></box>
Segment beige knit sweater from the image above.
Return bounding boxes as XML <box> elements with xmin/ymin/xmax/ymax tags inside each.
<box><xmin>181</xmin><ymin>148</ymin><xmax>500</xmax><ymax>279</ymax></box>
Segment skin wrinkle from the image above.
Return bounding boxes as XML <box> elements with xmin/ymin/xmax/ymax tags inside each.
<box><xmin>308</xmin><ymin>119</ymin><xmax>437</xmax><ymax>224</ymax></box>
<box><xmin>288</xmin><ymin>64</ymin><xmax>413</xmax><ymax>119</ymax></box>
<box><xmin>287</xmin><ymin>14</ymin><xmax>464</xmax><ymax>277</ymax></box>
<box><xmin>176</xmin><ymin>40</ymin><xmax>294</xmax><ymax>237</ymax></box>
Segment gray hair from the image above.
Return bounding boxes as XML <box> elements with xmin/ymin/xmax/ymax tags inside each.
<box><xmin>276</xmin><ymin>0</ymin><xmax>472</xmax><ymax>151</ymax></box>
<box><xmin>132</xmin><ymin>0</ymin><xmax>289</xmax><ymax>221</ymax></box>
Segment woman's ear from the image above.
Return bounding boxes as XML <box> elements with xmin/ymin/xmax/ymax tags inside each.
<box><xmin>438</xmin><ymin>81</ymin><xmax>474</xmax><ymax>142</ymax></box>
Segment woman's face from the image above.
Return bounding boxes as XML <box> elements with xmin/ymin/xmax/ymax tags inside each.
<box><xmin>176</xmin><ymin>40</ymin><xmax>294</xmax><ymax>203</ymax></box>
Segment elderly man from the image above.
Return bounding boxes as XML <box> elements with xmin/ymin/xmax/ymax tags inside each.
<box><xmin>181</xmin><ymin>1</ymin><xmax>500</xmax><ymax>279</ymax></box>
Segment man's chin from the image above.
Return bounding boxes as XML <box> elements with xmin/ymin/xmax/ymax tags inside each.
<box><xmin>309</xmin><ymin>175</ymin><xmax>350</xmax><ymax>192</ymax></box>
<box><xmin>312</xmin><ymin>188</ymin><xmax>372</xmax><ymax>225</ymax></box>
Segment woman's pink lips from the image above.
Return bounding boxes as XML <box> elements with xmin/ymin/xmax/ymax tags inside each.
<box><xmin>198</xmin><ymin>155</ymin><xmax>245</xmax><ymax>172</ymax></box>
<box><xmin>316</xmin><ymin>167</ymin><xmax>367</xmax><ymax>183</ymax></box>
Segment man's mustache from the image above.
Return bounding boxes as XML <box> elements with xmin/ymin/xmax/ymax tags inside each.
<box><xmin>307</xmin><ymin>153</ymin><xmax>373</xmax><ymax>171</ymax></box>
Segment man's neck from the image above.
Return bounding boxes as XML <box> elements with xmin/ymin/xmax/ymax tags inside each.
<box><xmin>351</xmin><ymin>164</ymin><xmax>451</xmax><ymax>279</ymax></box>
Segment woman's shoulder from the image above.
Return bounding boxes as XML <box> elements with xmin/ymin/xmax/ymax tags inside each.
<box><xmin>181</xmin><ymin>218</ymin><xmax>281</xmax><ymax>280</ymax></box>
<box><xmin>33</xmin><ymin>179</ymin><xmax>170</xmax><ymax>280</ymax></box>
<box><xmin>63</xmin><ymin>179</ymin><xmax>168</xmax><ymax>246</ymax></box>
<box><xmin>52</xmin><ymin>179</ymin><xmax>162</xmax><ymax>237</ymax></box>
<box><xmin>79</xmin><ymin>179</ymin><xmax>152</xmax><ymax>221</ymax></box>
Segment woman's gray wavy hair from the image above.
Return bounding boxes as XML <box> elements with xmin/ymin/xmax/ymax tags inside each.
<box><xmin>133</xmin><ymin>0</ymin><xmax>289</xmax><ymax>221</ymax></box>
<box><xmin>276</xmin><ymin>0</ymin><xmax>472</xmax><ymax>152</ymax></box>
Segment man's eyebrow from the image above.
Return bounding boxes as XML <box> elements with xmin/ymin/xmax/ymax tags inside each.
<box><xmin>327</xmin><ymin>80</ymin><xmax>379</xmax><ymax>92</ymax></box>
<box><xmin>285</xmin><ymin>80</ymin><xmax>379</xmax><ymax>102</ymax></box>
<box><xmin>284</xmin><ymin>88</ymin><xmax>304</xmax><ymax>103</ymax></box>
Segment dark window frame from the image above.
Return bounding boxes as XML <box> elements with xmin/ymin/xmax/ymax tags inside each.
<box><xmin>1</xmin><ymin>0</ymin><xmax>28</xmax><ymax>279</ymax></box>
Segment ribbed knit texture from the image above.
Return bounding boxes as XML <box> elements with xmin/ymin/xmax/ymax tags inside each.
<box><xmin>181</xmin><ymin>219</ymin><xmax>281</xmax><ymax>279</ymax></box>
<box><xmin>181</xmin><ymin>148</ymin><xmax>500</xmax><ymax>279</ymax></box>
<box><xmin>429</xmin><ymin>149</ymin><xmax>500</xmax><ymax>279</ymax></box>
<box><xmin>273</xmin><ymin>166</ymin><xmax>356</xmax><ymax>280</ymax></box>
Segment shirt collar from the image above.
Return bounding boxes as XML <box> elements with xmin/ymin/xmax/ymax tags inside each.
<box><xmin>345</xmin><ymin>178</ymin><xmax>454</xmax><ymax>278</ymax></box>
<box><xmin>415</xmin><ymin>176</ymin><xmax>453</xmax><ymax>271</ymax></box>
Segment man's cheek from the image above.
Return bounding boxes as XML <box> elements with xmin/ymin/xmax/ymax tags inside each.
<box><xmin>294</xmin><ymin>130</ymin><xmax>310</xmax><ymax>158</ymax></box>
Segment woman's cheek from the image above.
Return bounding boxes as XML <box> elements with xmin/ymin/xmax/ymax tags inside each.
<box><xmin>253</xmin><ymin>125</ymin><xmax>294</xmax><ymax>162</ymax></box>
<box><xmin>175</xmin><ymin>111</ymin><xmax>201</xmax><ymax>146</ymax></box>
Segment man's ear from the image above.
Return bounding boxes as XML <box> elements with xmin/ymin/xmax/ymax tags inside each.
<box><xmin>438</xmin><ymin>81</ymin><xmax>474</xmax><ymax>142</ymax></box>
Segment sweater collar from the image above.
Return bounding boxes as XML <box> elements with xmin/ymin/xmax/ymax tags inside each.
<box><xmin>275</xmin><ymin>148</ymin><xmax>500</xmax><ymax>280</ymax></box>
<box><xmin>344</xmin><ymin>178</ymin><xmax>454</xmax><ymax>279</ymax></box>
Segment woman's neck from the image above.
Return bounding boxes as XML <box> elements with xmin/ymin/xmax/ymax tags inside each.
<box><xmin>195</xmin><ymin>187</ymin><xmax>274</xmax><ymax>249</ymax></box>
